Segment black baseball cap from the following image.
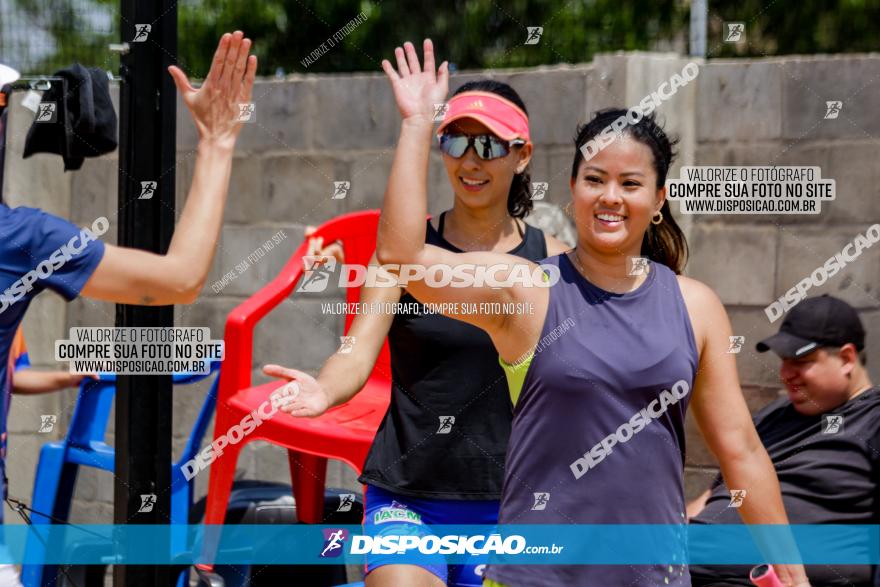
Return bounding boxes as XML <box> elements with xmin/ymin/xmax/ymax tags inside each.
<box><xmin>756</xmin><ymin>294</ymin><xmax>865</xmax><ymax>358</ymax></box>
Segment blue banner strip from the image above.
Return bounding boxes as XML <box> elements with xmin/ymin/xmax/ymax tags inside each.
<box><xmin>1</xmin><ymin>524</ymin><xmax>878</xmax><ymax>565</ymax></box>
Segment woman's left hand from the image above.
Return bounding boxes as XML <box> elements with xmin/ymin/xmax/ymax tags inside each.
<box><xmin>774</xmin><ymin>564</ymin><xmax>811</xmax><ymax>586</ymax></box>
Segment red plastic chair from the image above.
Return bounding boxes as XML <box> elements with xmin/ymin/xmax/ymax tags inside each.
<box><xmin>198</xmin><ymin>210</ymin><xmax>391</xmax><ymax>559</ymax></box>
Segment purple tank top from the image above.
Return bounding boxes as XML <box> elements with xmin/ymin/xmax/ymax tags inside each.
<box><xmin>484</xmin><ymin>253</ymin><xmax>699</xmax><ymax>587</ymax></box>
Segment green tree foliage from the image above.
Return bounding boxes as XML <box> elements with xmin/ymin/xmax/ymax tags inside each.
<box><xmin>177</xmin><ymin>0</ymin><xmax>689</xmax><ymax>76</ymax></box>
<box><xmin>708</xmin><ymin>0</ymin><xmax>880</xmax><ymax>57</ymax></box>
<box><xmin>2</xmin><ymin>0</ymin><xmax>119</xmax><ymax>74</ymax></box>
<box><xmin>4</xmin><ymin>0</ymin><xmax>879</xmax><ymax>77</ymax></box>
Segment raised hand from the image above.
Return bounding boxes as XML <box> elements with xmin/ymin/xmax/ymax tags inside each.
<box><xmin>263</xmin><ymin>364</ymin><xmax>331</xmax><ymax>418</ymax></box>
<box><xmin>167</xmin><ymin>31</ymin><xmax>257</xmax><ymax>148</ymax></box>
<box><xmin>381</xmin><ymin>39</ymin><xmax>449</xmax><ymax>123</ymax></box>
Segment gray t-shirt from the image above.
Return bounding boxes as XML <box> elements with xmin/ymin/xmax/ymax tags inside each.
<box><xmin>691</xmin><ymin>387</ymin><xmax>880</xmax><ymax>586</ymax></box>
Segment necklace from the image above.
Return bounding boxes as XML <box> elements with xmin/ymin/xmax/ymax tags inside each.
<box><xmin>442</xmin><ymin>211</ymin><xmax>525</xmax><ymax>252</ymax></box>
<box><xmin>852</xmin><ymin>383</ymin><xmax>875</xmax><ymax>397</ymax></box>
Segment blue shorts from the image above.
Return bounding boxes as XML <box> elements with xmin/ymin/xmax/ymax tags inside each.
<box><xmin>363</xmin><ymin>485</ymin><xmax>499</xmax><ymax>587</ymax></box>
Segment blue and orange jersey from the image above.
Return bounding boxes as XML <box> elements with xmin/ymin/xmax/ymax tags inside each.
<box><xmin>10</xmin><ymin>326</ymin><xmax>30</xmax><ymax>372</ymax></box>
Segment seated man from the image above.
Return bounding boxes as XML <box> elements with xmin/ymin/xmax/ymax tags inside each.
<box><xmin>688</xmin><ymin>294</ymin><xmax>878</xmax><ymax>586</ymax></box>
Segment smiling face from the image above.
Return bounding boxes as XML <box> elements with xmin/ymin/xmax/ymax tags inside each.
<box><xmin>779</xmin><ymin>346</ymin><xmax>857</xmax><ymax>415</ymax></box>
<box><xmin>569</xmin><ymin>134</ymin><xmax>665</xmax><ymax>257</ymax></box>
<box><xmin>441</xmin><ymin>118</ymin><xmax>531</xmax><ymax>210</ymax></box>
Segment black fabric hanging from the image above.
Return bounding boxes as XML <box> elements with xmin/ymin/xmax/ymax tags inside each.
<box><xmin>0</xmin><ymin>84</ymin><xmax>10</xmax><ymax>203</ymax></box>
<box><xmin>22</xmin><ymin>64</ymin><xmax>117</xmax><ymax>171</ymax></box>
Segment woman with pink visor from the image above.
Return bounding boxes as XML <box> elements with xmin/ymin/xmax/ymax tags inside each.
<box><xmin>265</xmin><ymin>79</ymin><xmax>569</xmax><ymax>586</ymax></box>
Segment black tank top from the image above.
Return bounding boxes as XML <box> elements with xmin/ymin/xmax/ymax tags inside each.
<box><xmin>358</xmin><ymin>214</ymin><xmax>548</xmax><ymax>499</ymax></box>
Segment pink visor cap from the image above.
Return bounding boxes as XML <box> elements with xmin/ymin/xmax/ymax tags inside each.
<box><xmin>436</xmin><ymin>91</ymin><xmax>530</xmax><ymax>142</ymax></box>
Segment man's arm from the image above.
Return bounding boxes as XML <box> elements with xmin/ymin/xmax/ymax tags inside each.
<box><xmin>12</xmin><ymin>369</ymin><xmax>91</xmax><ymax>394</ymax></box>
<box><xmin>80</xmin><ymin>31</ymin><xmax>257</xmax><ymax>306</ymax></box>
<box><xmin>686</xmin><ymin>488</ymin><xmax>712</xmax><ymax>520</ymax></box>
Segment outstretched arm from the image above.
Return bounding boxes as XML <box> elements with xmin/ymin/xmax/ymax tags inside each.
<box><xmin>374</xmin><ymin>40</ymin><xmax>543</xmax><ymax>349</ymax></box>
<box><xmin>13</xmin><ymin>369</ymin><xmax>94</xmax><ymax>394</ymax></box>
<box><xmin>684</xmin><ymin>277</ymin><xmax>810</xmax><ymax>586</ymax></box>
<box><xmin>375</xmin><ymin>40</ymin><xmax>447</xmax><ymax>270</ymax></box>
<box><xmin>81</xmin><ymin>32</ymin><xmax>257</xmax><ymax>306</ymax></box>
<box><xmin>264</xmin><ymin>254</ymin><xmax>399</xmax><ymax>418</ymax></box>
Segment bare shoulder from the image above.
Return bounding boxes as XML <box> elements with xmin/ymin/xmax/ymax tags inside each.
<box><xmin>544</xmin><ymin>233</ymin><xmax>572</xmax><ymax>256</ymax></box>
<box><xmin>674</xmin><ymin>275</ymin><xmax>728</xmax><ymax>348</ymax></box>
<box><xmin>675</xmin><ymin>274</ymin><xmax>719</xmax><ymax>307</ymax></box>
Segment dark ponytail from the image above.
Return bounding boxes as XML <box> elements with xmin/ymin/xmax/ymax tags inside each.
<box><xmin>452</xmin><ymin>80</ymin><xmax>532</xmax><ymax>219</ymax></box>
<box><xmin>507</xmin><ymin>167</ymin><xmax>532</xmax><ymax>219</ymax></box>
<box><xmin>570</xmin><ymin>108</ymin><xmax>689</xmax><ymax>274</ymax></box>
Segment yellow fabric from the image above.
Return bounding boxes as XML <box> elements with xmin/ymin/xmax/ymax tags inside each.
<box><xmin>497</xmin><ymin>351</ymin><xmax>534</xmax><ymax>407</ymax></box>
<box><xmin>486</xmin><ymin>353</ymin><xmax>534</xmax><ymax>587</ymax></box>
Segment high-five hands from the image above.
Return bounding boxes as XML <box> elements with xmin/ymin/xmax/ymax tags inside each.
<box><xmin>168</xmin><ymin>31</ymin><xmax>258</xmax><ymax>148</ymax></box>
<box><xmin>381</xmin><ymin>39</ymin><xmax>449</xmax><ymax>123</ymax></box>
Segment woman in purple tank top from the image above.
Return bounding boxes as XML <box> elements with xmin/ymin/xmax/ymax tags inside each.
<box><xmin>374</xmin><ymin>40</ymin><xmax>811</xmax><ymax>587</ymax></box>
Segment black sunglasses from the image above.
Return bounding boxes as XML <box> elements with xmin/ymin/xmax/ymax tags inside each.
<box><xmin>437</xmin><ymin>133</ymin><xmax>525</xmax><ymax>161</ymax></box>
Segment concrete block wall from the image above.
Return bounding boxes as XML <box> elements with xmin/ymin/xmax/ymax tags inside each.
<box><xmin>683</xmin><ymin>55</ymin><xmax>880</xmax><ymax>498</ymax></box>
<box><xmin>2</xmin><ymin>52</ymin><xmax>879</xmax><ymax>536</ymax></box>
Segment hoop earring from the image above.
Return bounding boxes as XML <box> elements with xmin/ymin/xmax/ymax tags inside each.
<box><xmin>651</xmin><ymin>211</ymin><xmax>663</xmax><ymax>225</ymax></box>
<box><xmin>563</xmin><ymin>202</ymin><xmax>574</xmax><ymax>218</ymax></box>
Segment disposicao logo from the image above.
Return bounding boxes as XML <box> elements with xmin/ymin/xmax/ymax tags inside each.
<box><xmin>319</xmin><ymin>528</ymin><xmax>348</xmax><ymax>558</ymax></box>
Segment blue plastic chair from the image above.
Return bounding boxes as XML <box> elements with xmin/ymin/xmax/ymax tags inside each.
<box><xmin>21</xmin><ymin>361</ymin><xmax>221</xmax><ymax>587</ymax></box>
